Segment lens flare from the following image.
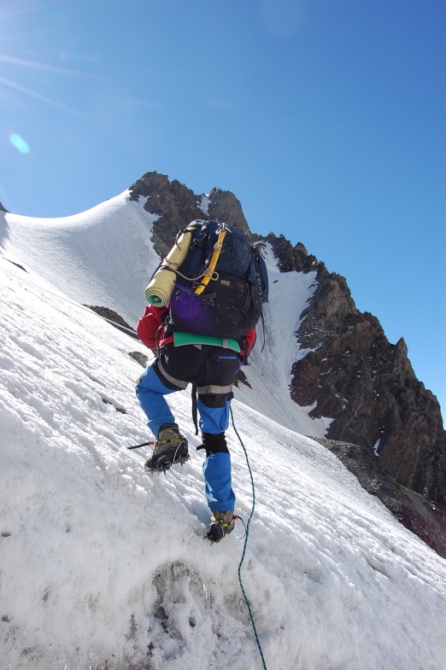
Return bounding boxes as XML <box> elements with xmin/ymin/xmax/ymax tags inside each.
<box><xmin>10</xmin><ymin>133</ymin><xmax>30</xmax><ymax>154</ymax></box>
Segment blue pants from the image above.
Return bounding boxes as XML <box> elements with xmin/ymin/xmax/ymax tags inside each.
<box><xmin>136</xmin><ymin>344</ymin><xmax>239</xmax><ymax>512</ymax></box>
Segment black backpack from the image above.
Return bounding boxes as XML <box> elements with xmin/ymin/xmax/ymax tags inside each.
<box><xmin>167</xmin><ymin>220</ymin><xmax>268</xmax><ymax>344</ymax></box>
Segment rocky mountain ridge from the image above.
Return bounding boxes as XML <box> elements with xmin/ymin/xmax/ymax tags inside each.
<box><xmin>266</xmin><ymin>233</ymin><xmax>446</xmax><ymax>503</ymax></box>
<box><xmin>129</xmin><ymin>171</ymin><xmax>446</xmax><ymax>556</ymax></box>
<box><xmin>129</xmin><ymin>171</ymin><xmax>249</xmax><ymax>258</ymax></box>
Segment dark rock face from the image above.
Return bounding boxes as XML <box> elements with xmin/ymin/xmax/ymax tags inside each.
<box><xmin>0</xmin><ymin>202</ymin><xmax>8</xmax><ymax>212</ymax></box>
<box><xmin>5</xmin><ymin>259</ymin><xmax>28</xmax><ymax>273</ymax></box>
<box><xmin>129</xmin><ymin>351</ymin><xmax>149</xmax><ymax>368</ymax></box>
<box><xmin>84</xmin><ymin>306</ymin><xmax>138</xmax><ymax>339</ymax></box>
<box><xmin>206</xmin><ymin>188</ymin><xmax>250</xmax><ymax>236</ymax></box>
<box><xmin>268</xmin><ymin>232</ymin><xmax>446</xmax><ymax>554</ymax></box>
<box><xmin>129</xmin><ymin>172</ymin><xmax>205</xmax><ymax>257</ymax></box>
<box><xmin>283</xmin><ymin>256</ymin><xmax>446</xmax><ymax>508</ymax></box>
<box><xmin>313</xmin><ymin>437</ymin><xmax>446</xmax><ymax>559</ymax></box>
<box><xmin>265</xmin><ymin>232</ymin><xmax>321</xmax><ymax>273</ymax></box>
<box><xmin>129</xmin><ymin>172</ymin><xmax>250</xmax><ymax>257</ymax></box>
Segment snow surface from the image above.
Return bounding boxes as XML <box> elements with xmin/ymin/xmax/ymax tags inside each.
<box><xmin>1</xmin><ymin>191</ymin><xmax>327</xmax><ymax>436</ymax></box>
<box><xmin>199</xmin><ymin>194</ymin><xmax>211</xmax><ymax>215</ymax></box>
<box><xmin>1</xmin><ymin>196</ymin><xmax>446</xmax><ymax>669</ymax></box>
<box><xmin>1</xmin><ymin>191</ymin><xmax>160</xmax><ymax>327</ymax></box>
<box><xmin>234</xmin><ymin>243</ymin><xmax>329</xmax><ymax>435</ymax></box>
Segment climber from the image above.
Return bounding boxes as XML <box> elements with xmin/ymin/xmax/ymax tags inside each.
<box><xmin>134</xmin><ymin>220</ymin><xmax>267</xmax><ymax>542</ymax></box>
<box><xmin>135</xmin><ymin>302</ymin><xmax>256</xmax><ymax>542</ymax></box>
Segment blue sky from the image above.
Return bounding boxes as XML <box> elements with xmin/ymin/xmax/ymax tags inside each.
<box><xmin>0</xmin><ymin>0</ymin><xmax>444</xmax><ymax>420</ymax></box>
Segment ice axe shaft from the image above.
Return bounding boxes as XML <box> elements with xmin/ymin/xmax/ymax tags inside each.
<box><xmin>127</xmin><ymin>440</ymin><xmax>155</xmax><ymax>450</ymax></box>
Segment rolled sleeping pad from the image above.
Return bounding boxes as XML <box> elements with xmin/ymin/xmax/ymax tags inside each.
<box><xmin>144</xmin><ymin>230</ymin><xmax>192</xmax><ymax>306</ymax></box>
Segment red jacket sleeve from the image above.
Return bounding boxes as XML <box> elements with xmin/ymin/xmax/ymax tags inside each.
<box><xmin>242</xmin><ymin>328</ymin><xmax>257</xmax><ymax>358</ymax></box>
<box><xmin>136</xmin><ymin>305</ymin><xmax>167</xmax><ymax>350</ymax></box>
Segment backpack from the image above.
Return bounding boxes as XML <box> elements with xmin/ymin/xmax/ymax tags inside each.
<box><xmin>166</xmin><ymin>220</ymin><xmax>268</xmax><ymax>343</ymax></box>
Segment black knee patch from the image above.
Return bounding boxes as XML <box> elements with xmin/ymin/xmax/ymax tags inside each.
<box><xmin>196</xmin><ymin>432</ymin><xmax>229</xmax><ymax>457</ymax></box>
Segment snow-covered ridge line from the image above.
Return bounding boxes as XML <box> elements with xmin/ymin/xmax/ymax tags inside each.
<box><xmin>1</xmin><ymin>191</ymin><xmax>159</xmax><ymax>327</ymax></box>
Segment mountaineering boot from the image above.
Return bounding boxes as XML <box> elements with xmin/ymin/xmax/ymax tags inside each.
<box><xmin>144</xmin><ymin>423</ymin><xmax>189</xmax><ymax>473</ymax></box>
<box><xmin>205</xmin><ymin>511</ymin><xmax>236</xmax><ymax>543</ymax></box>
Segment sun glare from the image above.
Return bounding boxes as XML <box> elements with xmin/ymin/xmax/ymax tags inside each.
<box><xmin>10</xmin><ymin>133</ymin><xmax>30</xmax><ymax>154</ymax></box>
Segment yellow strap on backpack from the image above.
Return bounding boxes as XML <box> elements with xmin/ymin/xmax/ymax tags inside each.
<box><xmin>194</xmin><ymin>228</ymin><xmax>227</xmax><ymax>295</ymax></box>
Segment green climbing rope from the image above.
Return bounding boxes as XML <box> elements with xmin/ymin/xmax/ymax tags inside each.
<box><xmin>230</xmin><ymin>406</ymin><xmax>268</xmax><ymax>670</ymax></box>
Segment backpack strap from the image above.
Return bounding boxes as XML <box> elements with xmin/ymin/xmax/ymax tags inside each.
<box><xmin>191</xmin><ymin>351</ymin><xmax>210</xmax><ymax>435</ymax></box>
<box><xmin>192</xmin><ymin>382</ymin><xmax>199</xmax><ymax>435</ymax></box>
<box><xmin>241</xmin><ymin>336</ymin><xmax>249</xmax><ymax>365</ymax></box>
<box><xmin>260</xmin><ymin>310</ymin><xmax>266</xmax><ymax>352</ymax></box>
<box><xmin>194</xmin><ymin>224</ymin><xmax>228</xmax><ymax>295</ymax></box>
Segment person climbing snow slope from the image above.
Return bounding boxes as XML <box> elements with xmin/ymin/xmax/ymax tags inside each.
<box><xmin>135</xmin><ymin>220</ymin><xmax>268</xmax><ymax>542</ymax></box>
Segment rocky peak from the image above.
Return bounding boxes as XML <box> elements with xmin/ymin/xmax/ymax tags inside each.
<box><xmin>129</xmin><ymin>172</ymin><xmax>205</xmax><ymax>257</ymax></box>
<box><xmin>0</xmin><ymin>201</ymin><xmax>8</xmax><ymax>212</ymax></box>
<box><xmin>265</xmin><ymin>232</ymin><xmax>321</xmax><ymax>273</ymax></box>
<box><xmin>129</xmin><ymin>172</ymin><xmax>251</xmax><ymax>257</ymax></box>
<box><xmin>206</xmin><ymin>188</ymin><xmax>250</xmax><ymax>235</ymax></box>
<box><xmin>287</xmin><ymin>244</ymin><xmax>446</xmax><ymax>507</ymax></box>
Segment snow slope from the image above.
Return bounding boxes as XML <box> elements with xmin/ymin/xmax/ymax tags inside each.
<box><xmin>0</xmin><ymin>191</ymin><xmax>159</xmax><ymax>327</ymax></box>
<box><xmin>1</xmin><ymin>207</ymin><xmax>446</xmax><ymax>669</ymax></box>
<box><xmin>1</xmin><ymin>191</ymin><xmax>326</xmax><ymax>436</ymax></box>
<box><xmin>234</xmin><ymin>243</ymin><xmax>330</xmax><ymax>435</ymax></box>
